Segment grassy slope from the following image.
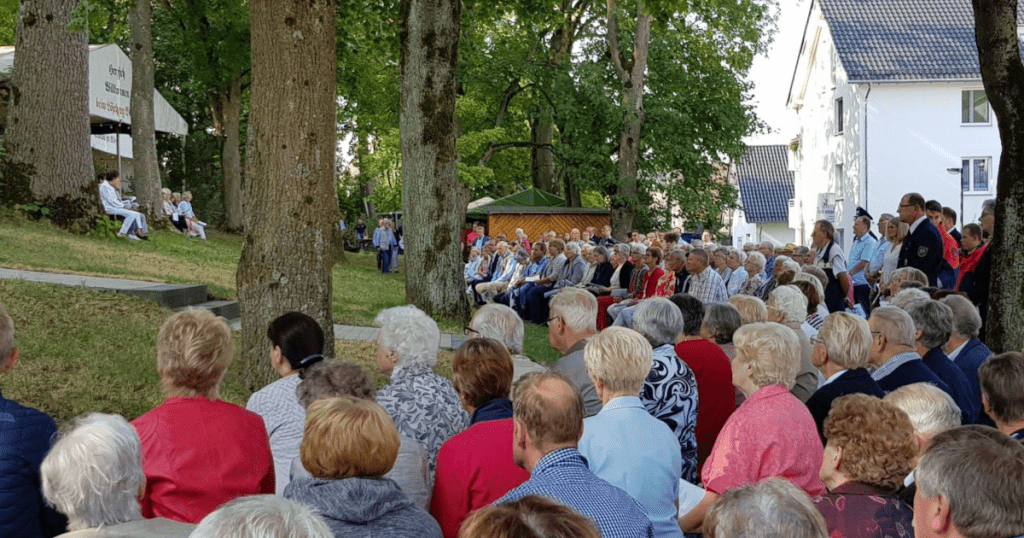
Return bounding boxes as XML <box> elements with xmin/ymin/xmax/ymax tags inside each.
<box><xmin>0</xmin><ymin>215</ymin><xmax>556</xmax><ymax>421</ymax></box>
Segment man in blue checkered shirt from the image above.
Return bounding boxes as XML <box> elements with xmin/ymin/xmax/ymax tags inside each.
<box><xmin>497</xmin><ymin>371</ymin><xmax>655</xmax><ymax>538</ymax></box>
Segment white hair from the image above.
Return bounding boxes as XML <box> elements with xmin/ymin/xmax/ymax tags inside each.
<box><xmin>549</xmin><ymin>288</ymin><xmax>597</xmax><ymax>333</ymax></box>
<box><xmin>768</xmin><ymin>285</ymin><xmax>808</xmax><ymax>323</ymax></box>
<box><xmin>633</xmin><ymin>297</ymin><xmax>683</xmax><ymax>347</ymax></box>
<box><xmin>41</xmin><ymin>413</ymin><xmax>145</xmax><ymax>531</ymax></box>
<box><xmin>471</xmin><ymin>304</ymin><xmax>525</xmax><ymax>354</ymax></box>
<box><xmin>190</xmin><ymin>495</ymin><xmax>331</xmax><ymax>538</ymax></box>
<box><xmin>374</xmin><ymin>305</ymin><xmax>440</xmax><ymax>368</ymax></box>
<box><xmin>746</xmin><ymin>251</ymin><xmax>767</xmax><ymax>271</ymax></box>
<box><xmin>884</xmin><ymin>383</ymin><xmax>961</xmax><ymax>437</ymax></box>
<box><xmin>890</xmin><ymin>289</ymin><xmax>930</xmax><ymax>311</ymax></box>
<box><xmin>564</xmin><ymin>242</ymin><xmax>582</xmax><ymax>256</ymax></box>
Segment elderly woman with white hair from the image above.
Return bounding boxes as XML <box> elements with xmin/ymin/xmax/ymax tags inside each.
<box><xmin>191</xmin><ymin>495</ymin><xmax>331</xmax><ymax>538</ymax></box>
<box><xmin>632</xmin><ymin>297</ymin><xmax>699</xmax><ymax>485</ymax></box>
<box><xmin>467</xmin><ymin>303</ymin><xmax>546</xmax><ymax>381</ymax></box>
<box><xmin>704</xmin><ymin>478</ymin><xmax>828</xmax><ymax>538</ymax></box>
<box><xmin>160</xmin><ymin>188</ymin><xmax>188</xmax><ymax>234</ymax></box>
<box><xmin>737</xmin><ymin>251</ymin><xmax>766</xmax><ymax>296</ymax></box>
<box><xmin>374</xmin><ymin>305</ymin><xmax>469</xmax><ymax>474</ymax></box>
<box><xmin>680</xmin><ymin>322</ymin><xmax>826</xmax><ymax>534</ymax></box>
<box><xmin>41</xmin><ymin>413</ymin><xmax>196</xmax><ymax>537</ymax></box>
<box><xmin>804</xmin><ymin>313</ymin><xmax>885</xmax><ymax>435</ymax></box>
<box><xmin>766</xmin><ymin>285</ymin><xmax>819</xmax><ymax>402</ymax></box>
<box><xmin>177</xmin><ymin>191</ymin><xmax>206</xmax><ymax>240</ymax></box>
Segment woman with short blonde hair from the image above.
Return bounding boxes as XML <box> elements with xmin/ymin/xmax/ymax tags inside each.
<box><xmin>285</xmin><ymin>397</ymin><xmax>442</xmax><ymax>538</ymax></box>
<box><xmin>132</xmin><ymin>310</ymin><xmax>274</xmax><ymax>524</ymax></box>
<box><xmin>728</xmin><ymin>295</ymin><xmax>768</xmax><ymax>325</ymax></box>
<box><xmin>681</xmin><ymin>322</ymin><xmax>825</xmax><ymax>534</ymax></box>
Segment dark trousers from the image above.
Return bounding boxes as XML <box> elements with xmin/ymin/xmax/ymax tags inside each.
<box><xmin>524</xmin><ymin>285</ymin><xmax>554</xmax><ymax>324</ymax></box>
<box><xmin>938</xmin><ymin>267</ymin><xmax>957</xmax><ymax>290</ymax></box>
<box><xmin>854</xmin><ymin>284</ymin><xmax>872</xmax><ymax>317</ymax></box>
<box><xmin>380</xmin><ymin>248</ymin><xmax>392</xmax><ymax>273</ymax></box>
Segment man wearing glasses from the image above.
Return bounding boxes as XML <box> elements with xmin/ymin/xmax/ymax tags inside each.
<box><xmin>897</xmin><ymin>193</ymin><xmax>943</xmax><ymax>286</ymax></box>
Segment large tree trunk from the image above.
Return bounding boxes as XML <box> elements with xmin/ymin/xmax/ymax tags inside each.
<box><xmin>129</xmin><ymin>0</ymin><xmax>161</xmax><ymax>216</ymax></box>
<box><xmin>238</xmin><ymin>0</ymin><xmax>337</xmax><ymax>391</ymax></box>
<box><xmin>209</xmin><ymin>77</ymin><xmax>244</xmax><ymax>232</ymax></box>
<box><xmin>1</xmin><ymin>0</ymin><xmax>94</xmax><ymax>226</ymax></box>
<box><xmin>531</xmin><ymin>111</ymin><xmax>557</xmax><ymax>193</ymax></box>
<box><xmin>972</xmin><ymin>0</ymin><xmax>1024</xmax><ymax>353</ymax></box>
<box><xmin>400</xmin><ymin>0</ymin><xmax>470</xmax><ymax>321</ymax></box>
<box><xmin>607</xmin><ymin>0</ymin><xmax>651</xmax><ymax>236</ymax></box>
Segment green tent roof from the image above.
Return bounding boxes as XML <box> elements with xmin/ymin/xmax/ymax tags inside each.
<box><xmin>466</xmin><ymin>188</ymin><xmax>566</xmax><ymax>219</ymax></box>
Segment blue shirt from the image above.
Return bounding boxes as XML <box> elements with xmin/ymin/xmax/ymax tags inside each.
<box><xmin>498</xmin><ymin>448</ymin><xmax>654</xmax><ymax>538</ymax></box>
<box><xmin>579</xmin><ymin>397</ymin><xmax>683</xmax><ymax>538</ymax></box>
<box><xmin>870</xmin><ymin>239</ymin><xmax>891</xmax><ymax>274</ymax></box>
<box><xmin>848</xmin><ymin>233</ymin><xmax>878</xmax><ymax>286</ymax></box>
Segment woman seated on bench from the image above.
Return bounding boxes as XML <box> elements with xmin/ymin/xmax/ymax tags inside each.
<box><xmin>161</xmin><ymin>188</ymin><xmax>189</xmax><ymax>234</ymax></box>
<box><xmin>178</xmin><ymin>191</ymin><xmax>207</xmax><ymax>241</ymax></box>
<box><xmin>99</xmin><ymin>171</ymin><xmax>148</xmax><ymax>241</ymax></box>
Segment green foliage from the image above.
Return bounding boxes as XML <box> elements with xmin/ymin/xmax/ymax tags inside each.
<box><xmin>0</xmin><ymin>0</ymin><xmax>17</xmax><ymax>46</ymax></box>
<box><xmin>94</xmin><ymin>214</ymin><xmax>120</xmax><ymax>238</ymax></box>
<box><xmin>13</xmin><ymin>202</ymin><xmax>50</xmax><ymax>220</ymax></box>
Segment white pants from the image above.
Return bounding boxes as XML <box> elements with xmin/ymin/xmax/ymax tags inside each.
<box><xmin>107</xmin><ymin>208</ymin><xmax>148</xmax><ymax>236</ymax></box>
<box><xmin>190</xmin><ymin>220</ymin><xmax>207</xmax><ymax>240</ymax></box>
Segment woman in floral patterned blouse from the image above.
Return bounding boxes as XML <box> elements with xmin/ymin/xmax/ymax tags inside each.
<box><xmin>374</xmin><ymin>305</ymin><xmax>469</xmax><ymax>477</ymax></box>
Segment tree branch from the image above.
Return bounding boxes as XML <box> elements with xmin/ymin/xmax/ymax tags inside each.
<box><xmin>478</xmin><ymin>142</ymin><xmax>556</xmax><ymax>166</ymax></box>
<box><xmin>606</xmin><ymin>0</ymin><xmax>629</xmax><ymax>81</ymax></box>
<box><xmin>494</xmin><ymin>79</ymin><xmax>522</xmax><ymax>128</ymax></box>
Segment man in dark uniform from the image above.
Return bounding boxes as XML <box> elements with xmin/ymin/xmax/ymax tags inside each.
<box><xmin>897</xmin><ymin>192</ymin><xmax>943</xmax><ymax>286</ymax></box>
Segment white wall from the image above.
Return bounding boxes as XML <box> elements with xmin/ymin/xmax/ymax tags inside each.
<box><xmin>788</xmin><ymin>0</ymin><xmax>1001</xmax><ymax>250</ymax></box>
<box><xmin>864</xmin><ymin>83</ymin><xmax>1000</xmax><ymax>229</ymax></box>
<box><xmin>759</xmin><ymin>223</ymin><xmax>795</xmax><ymax>247</ymax></box>
<box><xmin>788</xmin><ymin>1</ymin><xmax>864</xmax><ymax>250</ymax></box>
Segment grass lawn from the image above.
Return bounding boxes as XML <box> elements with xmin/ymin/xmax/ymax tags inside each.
<box><xmin>0</xmin><ymin>213</ymin><xmax>558</xmax><ymax>422</ymax></box>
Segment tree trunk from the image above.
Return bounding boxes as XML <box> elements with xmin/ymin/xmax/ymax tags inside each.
<box><xmin>1</xmin><ymin>0</ymin><xmax>94</xmax><ymax>226</ymax></box>
<box><xmin>209</xmin><ymin>77</ymin><xmax>244</xmax><ymax>232</ymax></box>
<box><xmin>239</xmin><ymin>0</ymin><xmax>337</xmax><ymax>391</ymax></box>
<box><xmin>972</xmin><ymin>0</ymin><xmax>1024</xmax><ymax>353</ymax></box>
<box><xmin>129</xmin><ymin>0</ymin><xmax>162</xmax><ymax>216</ymax></box>
<box><xmin>400</xmin><ymin>0</ymin><xmax>470</xmax><ymax>321</ymax></box>
<box><xmin>531</xmin><ymin>111</ymin><xmax>557</xmax><ymax>193</ymax></box>
<box><xmin>607</xmin><ymin>0</ymin><xmax>652</xmax><ymax>236</ymax></box>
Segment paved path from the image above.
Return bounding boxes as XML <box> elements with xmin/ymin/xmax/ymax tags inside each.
<box><xmin>0</xmin><ymin>268</ymin><xmax>467</xmax><ymax>348</ymax></box>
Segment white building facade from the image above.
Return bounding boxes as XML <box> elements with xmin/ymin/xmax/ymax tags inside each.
<box><xmin>786</xmin><ymin>0</ymin><xmax>1006</xmax><ymax>251</ymax></box>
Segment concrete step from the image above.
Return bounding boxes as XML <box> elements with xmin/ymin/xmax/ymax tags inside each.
<box><xmin>177</xmin><ymin>300</ymin><xmax>239</xmax><ymax>320</ymax></box>
<box><xmin>0</xmin><ymin>268</ymin><xmax>207</xmax><ymax>309</ymax></box>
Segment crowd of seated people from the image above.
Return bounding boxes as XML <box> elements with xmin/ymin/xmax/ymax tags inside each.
<box><xmin>4</xmin><ymin>191</ymin><xmax>1018</xmax><ymax>538</ymax></box>
<box><xmin>99</xmin><ymin>170</ymin><xmax>208</xmax><ymax>241</ymax></box>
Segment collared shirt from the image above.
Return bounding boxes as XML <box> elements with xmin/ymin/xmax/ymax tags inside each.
<box><xmin>763</xmin><ymin>256</ymin><xmax>776</xmax><ymax>279</ymax></box>
<box><xmin>848</xmin><ymin>233</ymin><xmax>878</xmax><ymax>286</ymax></box>
<box><xmin>99</xmin><ymin>180</ymin><xmax>128</xmax><ymax>212</ymax></box>
<box><xmin>579</xmin><ymin>397</ymin><xmax>683</xmax><ymax>538</ymax></box>
<box><xmin>498</xmin><ymin>448</ymin><xmax>655</xmax><ymax>538</ymax></box>
<box><xmin>470</xmin><ymin>398</ymin><xmax>512</xmax><ymax>424</ymax></box>
<box><xmin>819</xmin><ymin>368</ymin><xmax>848</xmax><ymax>388</ymax></box>
<box><xmin>870</xmin><ymin>352</ymin><xmax>921</xmax><ymax>382</ymax></box>
<box><xmin>684</xmin><ymin>266</ymin><xmax>729</xmax><ymax>304</ymax></box>
<box><xmin>946</xmin><ymin>340</ymin><xmax>968</xmax><ymax>361</ymax></box>
<box><xmin>909</xmin><ymin>215</ymin><xmax>927</xmax><ymax>234</ymax></box>
<box><xmin>725</xmin><ymin>266</ymin><xmax>748</xmax><ymax>296</ymax></box>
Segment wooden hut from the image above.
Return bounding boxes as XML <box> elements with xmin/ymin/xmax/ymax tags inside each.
<box><xmin>466</xmin><ymin>188</ymin><xmax>610</xmax><ymax>241</ymax></box>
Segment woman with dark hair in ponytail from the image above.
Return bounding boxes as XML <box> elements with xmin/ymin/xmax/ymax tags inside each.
<box><xmin>246</xmin><ymin>312</ymin><xmax>327</xmax><ymax>495</ymax></box>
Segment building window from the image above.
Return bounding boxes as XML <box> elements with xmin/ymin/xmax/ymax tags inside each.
<box><xmin>962</xmin><ymin>90</ymin><xmax>990</xmax><ymax>123</ymax></box>
<box><xmin>835</xmin><ymin>98</ymin><xmax>843</xmax><ymax>133</ymax></box>
<box><xmin>961</xmin><ymin>157</ymin><xmax>991</xmax><ymax>192</ymax></box>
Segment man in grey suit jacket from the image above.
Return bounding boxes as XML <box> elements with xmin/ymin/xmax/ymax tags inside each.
<box><xmin>547</xmin><ymin>288</ymin><xmax>602</xmax><ymax>417</ymax></box>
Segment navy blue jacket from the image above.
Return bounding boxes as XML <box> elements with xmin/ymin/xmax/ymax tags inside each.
<box><xmin>591</xmin><ymin>262</ymin><xmax>614</xmax><ymax>288</ymax></box>
<box><xmin>876</xmin><ymin>358</ymin><xmax>951</xmax><ymax>397</ymax></box>
<box><xmin>898</xmin><ymin>218</ymin><xmax>943</xmax><ymax>286</ymax></box>
<box><xmin>806</xmin><ymin>368</ymin><xmax>885</xmax><ymax>436</ymax></box>
<box><xmin>921</xmin><ymin>347</ymin><xmax>979</xmax><ymax>424</ymax></box>
<box><xmin>0</xmin><ymin>390</ymin><xmax>65</xmax><ymax>538</ymax></box>
<box><xmin>953</xmin><ymin>338</ymin><xmax>992</xmax><ymax>414</ymax></box>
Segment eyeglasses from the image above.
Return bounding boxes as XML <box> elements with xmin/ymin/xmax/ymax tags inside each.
<box><xmin>898</xmin><ymin>204</ymin><xmax>914</xmax><ymax>209</ymax></box>
<box><xmin>810</xmin><ymin>336</ymin><xmax>823</xmax><ymax>346</ymax></box>
<box><xmin>547</xmin><ymin>316</ymin><xmax>561</xmax><ymax>326</ymax></box>
<box><xmin>464</xmin><ymin>326</ymin><xmax>479</xmax><ymax>336</ymax></box>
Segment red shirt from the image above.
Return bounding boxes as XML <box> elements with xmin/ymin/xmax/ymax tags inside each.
<box><xmin>702</xmin><ymin>385</ymin><xmax>825</xmax><ymax>497</ymax></box>
<box><xmin>938</xmin><ymin>223</ymin><xmax>960</xmax><ymax>269</ymax></box>
<box><xmin>132</xmin><ymin>397</ymin><xmax>275</xmax><ymax>523</ymax></box>
<box><xmin>430</xmin><ymin>419</ymin><xmax>529</xmax><ymax>538</ymax></box>
<box><xmin>674</xmin><ymin>338</ymin><xmax>736</xmax><ymax>470</ymax></box>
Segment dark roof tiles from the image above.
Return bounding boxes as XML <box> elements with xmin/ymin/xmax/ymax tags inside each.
<box><xmin>819</xmin><ymin>0</ymin><xmax>1024</xmax><ymax>81</ymax></box>
<box><xmin>736</xmin><ymin>145</ymin><xmax>794</xmax><ymax>223</ymax></box>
